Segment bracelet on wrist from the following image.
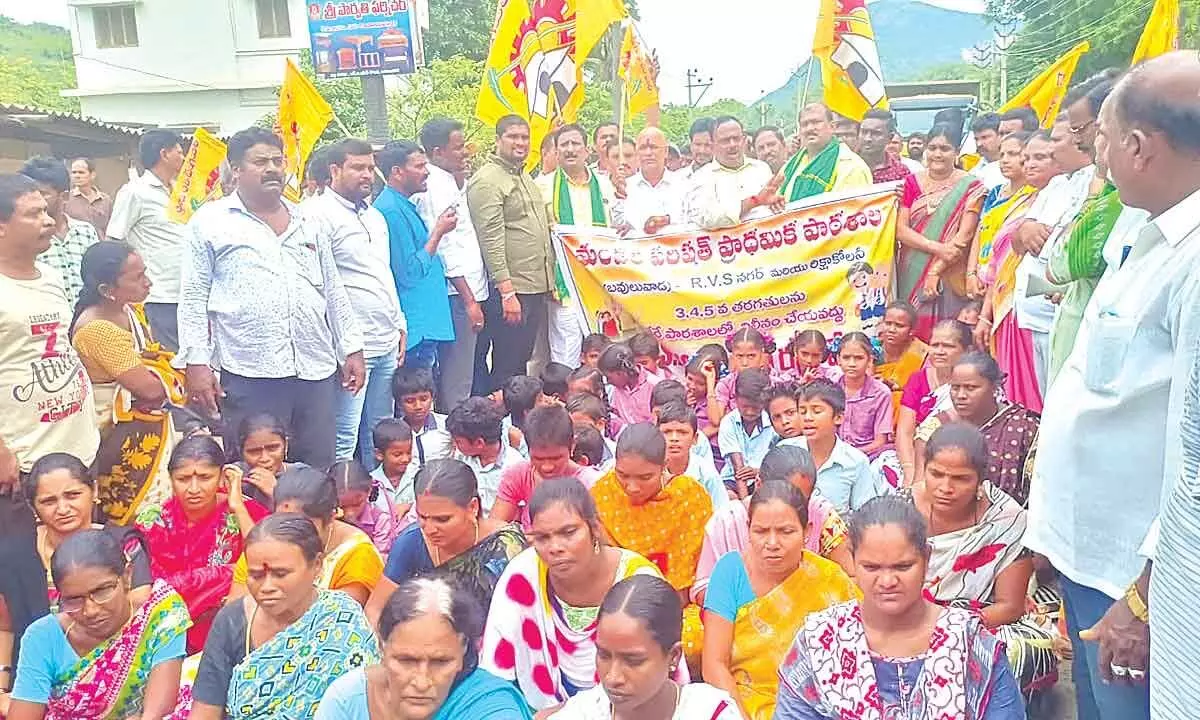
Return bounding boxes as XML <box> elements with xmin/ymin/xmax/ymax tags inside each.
<box><xmin>501</xmin><ymin>291</ymin><xmax>517</xmax><ymax>301</ymax></box>
<box><xmin>1125</xmin><ymin>583</ymin><xmax>1150</xmax><ymax>622</ymax></box>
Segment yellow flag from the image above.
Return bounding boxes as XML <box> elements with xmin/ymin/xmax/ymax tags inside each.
<box><xmin>999</xmin><ymin>41</ymin><xmax>1090</xmax><ymax>128</ymax></box>
<box><xmin>477</xmin><ymin>0</ymin><xmax>621</xmax><ymax>170</ymax></box>
<box><xmin>166</xmin><ymin>128</ymin><xmax>226</xmax><ymax>223</ymax></box>
<box><xmin>577</xmin><ymin>0</ymin><xmax>627</xmax><ymax>60</ymax></box>
<box><xmin>278</xmin><ymin>58</ymin><xmax>334</xmax><ymax>200</ymax></box>
<box><xmin>618</xmin><ymin>22</ymin><xmax>658</xmax><ymax>119</ymax></box>
<box><xmin>1132</xmin><ymin>0</ymin><xmax>1179</xmax><ymax>64</ymax></box>
<box><xmin>813</xmin><ymin>0</ymin><xmax>888</xmax><ymax>121</ymax></box>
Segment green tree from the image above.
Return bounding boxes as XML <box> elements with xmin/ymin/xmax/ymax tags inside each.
<box><xmin>0</xmin><ymin>55</ymin><xmax>79</xmax><ymax>113</ymax></box>
<box><xmin>386</xmin><ymin>55</ymin><xmax>491</xmax><ymax>143</ymax></box>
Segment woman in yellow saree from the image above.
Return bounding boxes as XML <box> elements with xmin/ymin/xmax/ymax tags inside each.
<box><xmin>591</xmin><ymin>424</ymin><xmax>712</xmax><ymax>671</ymax></box>
<box><xmin>71</xmin><ymin>242</ymin><xmax>186</xmax><ymax>525</ymax></box>
<box><xmin>700</xmin><ymin>482</ymin><xmax>859</xmax><ymax>719</ymax></box>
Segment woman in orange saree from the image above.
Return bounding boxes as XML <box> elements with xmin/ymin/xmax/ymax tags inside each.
<box><xmin>895</xmin><ymin>124</ymin><xmax>985</xmax><ymax>342</ymax></box>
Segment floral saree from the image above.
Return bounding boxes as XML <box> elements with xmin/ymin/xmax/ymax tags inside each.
<box><xmin>226</xmin><ymin>590</ymin><xmax>379</xmax><ymax>719</ymax></box>
<box><xmin>898</xmin><ymin>173</ymin><xmax>985</xmax><ymax>341</ymax></box>
<box><xmin>80</xmin><ymin>305</ymin><xmax>187</xmax><ymax>525</ymax></box>
<box><xmin>46</xmin><ymin>580</ymin><xmax>191</xmax><ymax>720</ymax></box>
<box><xmin>135</xmin><ymin>497</ymin><xmax>269</xmax><ymax>653</ymax></box>
<box><xmin>985</xmin><ymin>191</ymin><xmax>1043</xmax><ymax>413</ymax></box>
<box><xmin>728</xmin><ymin>552</ymin><xmax>860</xmax><ymax>720</ymax></box>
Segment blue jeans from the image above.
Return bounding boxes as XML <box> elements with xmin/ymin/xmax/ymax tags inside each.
<box><xmin>335</xmin><ymin>349</ymin><xmax>398</xmax><ymax>465</ymax></box>
<box><xmin>1060</xmin><ymin>574</ymin><xmax>1151</xmax><ymax>720</ymax></box>
<box><xmin>406</xmin><ymin>339</ymin><xmax>439</xmax><ymax>371</ymax></box>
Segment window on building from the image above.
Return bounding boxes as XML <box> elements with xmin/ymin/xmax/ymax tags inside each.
<box><xmin>256</xmin><ymin>0</ymin><xmax>292</xmax><ymax>39</ymax></box>
<box><xmin>93</xmin><ymin>5</ymin><xmax>139</xmax><ymax>49</ymax></box>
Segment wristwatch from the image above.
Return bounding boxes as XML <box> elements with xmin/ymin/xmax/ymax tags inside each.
<box><xmin>1125</xmin><ymin>583</ymin><xmax>1150</xmax><ymax>623</ymax></box>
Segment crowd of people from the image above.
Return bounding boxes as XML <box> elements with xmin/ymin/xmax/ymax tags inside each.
<box><xmin>0</xmin><ymin>49</ymin><xmax>1197</xmax><ymax>720</ymax></box>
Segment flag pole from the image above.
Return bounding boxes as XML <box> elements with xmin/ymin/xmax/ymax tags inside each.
<box><xmin>797</xmin><ymin>58</ymin><xmax>815</xmax><ymax>118</ymax></box>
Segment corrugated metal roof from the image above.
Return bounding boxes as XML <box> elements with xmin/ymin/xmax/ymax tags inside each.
<box><xmin>0</xmin><ymin>103</ymin><xmax>148</xmax><ymax>136</ymax></box>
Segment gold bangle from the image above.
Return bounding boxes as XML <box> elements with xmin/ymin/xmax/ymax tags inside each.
<box><xmin>1125</xmin><ymin>583</ymin><xmax>1150</xmax><ymax>623</ymax></box>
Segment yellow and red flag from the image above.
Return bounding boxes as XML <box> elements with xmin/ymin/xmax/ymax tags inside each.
<box><xmin>476</xmin><ymin>0</ymin><xmax>626</xmax><ymax>170</ymax></box>
<box><xmin>1132</xmin><ymin>0</ymin><xmax>1179</xmax><ymax>64</ymax></box>
<box><xmin>813</xmin><ymin>0</ymin><xmax>888</xmax><ymax>121</ymax></box>
<box><xmin>167</xmin><ymin>128</ymin><xmax>226</xmax><ymax>224</ymax></box>
<box><xmin>617</xmin><ymin>21</ymin><xmax>658</xmax><ymax>120</ymax></box>
<box><xmin>999</xmin><ymin>41</ymin><xmax>1090</xmax><ymax>128</ymax></box>
<box><xmin>278</xmin><ymin>58</ymin><xmax>334</xmax><ymax>200</ymax></box>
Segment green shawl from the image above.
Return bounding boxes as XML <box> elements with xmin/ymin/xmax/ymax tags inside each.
<box><xmin>1048</xmin><ymin>181</ymin><xmax>1120</xmax><ymax>285</ymax></box>
<box><xmin>781</xmin><ymin>139</ymin><xmax>841</xmax><ymax>202</ymax></box>
<box><xmin>550</xmin><ymin>169</ymin><xmax>608</xmax><ymax>301</ymax></box>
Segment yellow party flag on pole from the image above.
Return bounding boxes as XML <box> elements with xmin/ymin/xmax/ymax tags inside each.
<box><xmin>278</xmin><ymin>58</ymin><xmax>334</xmax><ymax>201</ymax></box>
<box><xmin>813</xmin><ymin>0</ymin><xmax>889</xmax><ymax>121</ymax></box>
<box><xmin>999</xmin><ymin>41</ymin><xmax>1090</xmax><ymax>128</ymax></box>
<box><xmin>617</xmin><ymin>21</ymin><xmax>658</xmax><ymax>120</ymax></box>
<box><xmin>1132</xmin><ymin>0</ymin><xmax>1179</xmax><ymax>64</ymax></box>
<box><xmin>167</xmin><ymin>128</ymin><xmax>227</xmax><ymax>223</ymax></box>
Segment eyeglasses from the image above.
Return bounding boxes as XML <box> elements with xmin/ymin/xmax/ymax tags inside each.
<box><xmin>59</xmin><ymin>580</ymin><xmax>121</xmax><ymax>615</ymax></box>
<box><xmin>1069</xmin><ymin>119</ymin><xmax>1096</xmax><ymax>136</ymax></box>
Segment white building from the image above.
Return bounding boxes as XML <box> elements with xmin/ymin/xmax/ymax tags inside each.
<box><xmin>63</xmin><ymin>0</ymin><xmax>310</xmax><ymax>134</ymax></box>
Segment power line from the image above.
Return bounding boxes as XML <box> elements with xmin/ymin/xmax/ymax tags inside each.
<box><xmin>73</xmin><ymin>53</ymin><xmax>231</xmax><ymax>91</ymax></box>
<box><xmin>1005</xmin><ymin>0</ymin><xmax>1153</xmax><ymax>58</ymax></box>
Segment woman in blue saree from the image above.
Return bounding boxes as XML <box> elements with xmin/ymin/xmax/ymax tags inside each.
<box><xmin>188</xmin><ymin>513</ymin><xmax>380</xmax><ymax>720</ymax></box>
<box><xmin>317</xmin><ymin>576</ymin><xmax>531</xmax><ymax>720</ymax></box>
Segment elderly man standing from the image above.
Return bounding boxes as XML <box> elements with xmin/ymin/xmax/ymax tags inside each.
<box><xmin>64</xmin><ymin>157</ymin><xmax>113</xmax><ymax>239</ymax></box>
<box><xmin>467</xmin><ymin>115</ymin><xmax>554</xmax><ymax>392</ymax></box>
<box><xmin>1027</xmin><ymin>52</ymin><xmax>1200</xmax><ymax>720</ymax></box>
<box><xmin>107</xmin><ymin>130</ymin><xmax>186</xmax><ymax>351</ymax></box>
<box><xmin>773</xmin><ymin>103</ymin><xmax>872</xmax><ymax>203</ymax></box>
<box><xmin>752</xmin><ymin>126</ymin><xmax>788</xmax><ymax>175</ymax></box>
<box><xmin>687</xmin><ymin>116</ymin><xmax>776</xmax><ymax>230</ymax></box>
<box><xmin>858</xmin><ymin>110</ymin><xmax>912</xmax><ymax>185</ymax></box>
<box><xmin>305</xmin><ymin>138</ymin><xmax>405</xmax><ymax>465</ymax></box>
<box><xmin>179</xmin><ymin>128</ymin><xmax>364</xmax><ymax>468</ymax></box>
<box><xmin>535</xmin><ymin>124</ymin><xmax>616</xmax><ymax>366</ymax></box>
<box><xmin>617</xmin><ymin>126</ymin><xmax>689</xmax><ymax>236</ymax></box>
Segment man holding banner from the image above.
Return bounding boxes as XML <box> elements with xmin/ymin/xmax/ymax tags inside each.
<box><xmin>618</xmin><ymin>126</ymin><xmax>689</xmax><ymax>236</ymax></box>
<box><xmin>535</xmin><ymin>124</ymin><xmax>616</xmax><ymax>366</ymax></box>
<box><xmin>687</xmin><ymin>116</ymin><xmax>776</xmax><ymax>230</ymax></box>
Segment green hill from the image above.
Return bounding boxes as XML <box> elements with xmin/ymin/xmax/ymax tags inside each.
<box><xmin>0</xmin><ymin>15</ymin><xmax>79</xmax><ymax>113</ymax></box>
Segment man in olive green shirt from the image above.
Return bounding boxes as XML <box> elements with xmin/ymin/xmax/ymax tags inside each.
<box><xmin>466</xmin><ymin>115</ymin><xmax>554</xmax><ymax>392</ymax></box>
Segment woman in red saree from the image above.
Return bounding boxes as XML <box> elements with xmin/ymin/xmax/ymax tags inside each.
<box><xmin>896</xmin><ymin>123</ymin><xmax>985</xmax><ymax>342</ymax></box>
<box><xmin>133</xmin><ymin>436</ymin><xmax>268</xmax><ymax>653</ymax></box>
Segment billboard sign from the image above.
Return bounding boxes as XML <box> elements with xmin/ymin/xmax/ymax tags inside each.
<box><xmin>307</xmin><ymin>1</ymin><xmax>423</xmax><ymax>78</ymax></box>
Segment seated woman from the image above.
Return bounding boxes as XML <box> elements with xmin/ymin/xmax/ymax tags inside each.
<box><xmin>695</xmin><ymin>444</ymin><xmax>853</xmax><ymax>603</ymax></box>
<box><xmin>134</xmin><ymin>436</ymin><xmax>270</xmax><ymax>653</ymax></box>
<box><xmin>233</xmin><ymin>413</ymin><xmax>308</xmax><ymax>506</ymax></box>
<box><xmin>896</xmin><ymin>318</ymin><xmax>972</xmax><ymax>485</ymax></box>
<box><xmin>8</xmin><ymin>529</ymin><xmax>190</xmax><ymax>720</ymax></box>
<box><xmin>702</xmin><ymin>482</ymin><xmax>860</xmax><ymax>720</ymax></box>
<box><xmin>366</xmin><ymin>459</ymin><xmax>526</xmax><ymax>623</ymax></box>
<box><xmin>229</xmin><ymin>467</ymin><xmax>383</xmax><ymax>607</ymax></box>
<box><xmin>70</xmin><ymin>241</ymin><xmax>186</xmax><ymax>524</ymax></box>
<box><xmin>773</xmin><ymin>495</ymin><xmax>1025</xmax><ymax>719</ymax></box>
<box><xmin>317</xmin><ymin>576</ymin><xmax>532</xmax><ymax>720</ymax></box>
<box><xmin>23</xmin><ymin>453</ymin><xmax>152</xmax><ymax>613</ymax></box>
<box><xmin>876</xmin><ymin>302</ymin><xmax>928</xmax><ymax>423</ymax></box>
<box><xmin>913</xmin><ymin>352</ymin><xmax>1040</xmax><ymax>505</ymax></box>
<box><xmin>551</xmin><ymin>575</ymin><xmax>742</xmax><ymax>720</ymax></box>
<box><xmin>908</xmin><ymin>423</ymin><xmax>1057</xmax><ymax>699</ymax></box>
<box><xmin>190</xmin><ymin>514</ymin><xmax>380</xmax><ymax>719</ymax></box>
<box><xmin>590</xmin><ymin>424</ymin><xmax>712</xmax><ymax>669</ymax></box>
<box><xmin>480</xmin><ymin>478</ymin><xmax>676</xmax><ymax>713</ymax></box>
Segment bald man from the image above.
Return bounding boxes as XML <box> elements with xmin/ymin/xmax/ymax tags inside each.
<box><xmin>614</xmin><ymin>127</ymin><xmax>689</xmax><ymax>236</ymax></box>
<box><xmin>768</xmin><ymin>102</ymin><xmax>872</xmax><ymax>204</ymax></box>
<box><xmin>1026</xmin><ymin>51</ymin><xmax>1200</xmax><ymax>720</ymax></box>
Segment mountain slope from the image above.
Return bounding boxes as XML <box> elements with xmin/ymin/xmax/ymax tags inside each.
<box><xmin>0</xmin><ymin>15</ymin><xmax>78</xmax><ymax>112</ymax></box>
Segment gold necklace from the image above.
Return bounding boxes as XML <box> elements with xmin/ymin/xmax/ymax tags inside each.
<box><xmin>429</xmin><ymin>520</ymin><xmax>480</xmax><ymax>566</ymax></box>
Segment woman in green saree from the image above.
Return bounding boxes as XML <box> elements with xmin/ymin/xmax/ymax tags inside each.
<box><xmin>895</xmin><ymin>123</ymin><xmax>985</xmax><ymax>342</ymax></box>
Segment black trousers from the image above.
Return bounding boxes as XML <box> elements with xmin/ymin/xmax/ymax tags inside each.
<box><xmin>476</xmin><ymin>292</ymin><xmax>547</xmax><ymax>395</ymax></box>
<box><xmin>143</xmin><ymin>302</ymin><xmax>179</xmax><ymax>352</ymax></box>
<box><xmin>219</xmin><ymin>371</ymin><xmax>339</xmax><ymax>468</ymax></box>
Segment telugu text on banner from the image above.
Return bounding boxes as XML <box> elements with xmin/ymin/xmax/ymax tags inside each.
<box><xmin>554</xmin><ymin>185</ymin><xmax>898</xmax><ymax>366</ymax></box>
<box><xmin>166</xmin><ymin>128</ymin><xmax>226</xmax><ymax>224</ymax></box>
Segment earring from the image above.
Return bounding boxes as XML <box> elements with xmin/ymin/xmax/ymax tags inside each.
<box><xmin>593</xmin><ymin>539</ymin><xmax>601</xmax><ymax>554</ymax></box>
<box><xmin>976</xmin><ymin>488</ymin><xmax>985</xmax><ymax>501</ymax></box>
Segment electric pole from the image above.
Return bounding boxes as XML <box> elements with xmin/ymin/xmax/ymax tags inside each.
<box><xmin>686</xmin><ymin>68</ymin><xmax>712</xmax><ymax>108</ymax></box>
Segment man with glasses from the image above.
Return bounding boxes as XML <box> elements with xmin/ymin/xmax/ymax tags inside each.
<box><xmin>616</xmin><ymin>126</ymin><xmax>688</xmax><ymax>236</ymax></box>
<box><xmin>178</xmin><ymin>127</ymin><xmax>365</xmax><ymax>468</ymax></box>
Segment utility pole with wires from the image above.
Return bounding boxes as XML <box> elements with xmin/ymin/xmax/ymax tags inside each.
<box><xmin>685</xmin><ymin>68</ymin><xmax>712</xmax><ymax>108</ymax></box>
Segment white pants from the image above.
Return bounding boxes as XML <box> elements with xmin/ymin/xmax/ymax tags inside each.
<box><xmin>548</xmin><ymin>295</ymin><xmax>583</xmax><ymax>366</ymax></box>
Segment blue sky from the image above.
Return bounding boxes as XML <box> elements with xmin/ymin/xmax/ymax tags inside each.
<box><xmin>0</xmin><ymin>0</ymin><xmax>987</xmax><ymax>104</ymax></box>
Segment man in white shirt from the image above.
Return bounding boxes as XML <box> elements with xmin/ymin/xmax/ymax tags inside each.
<box><xmin>687</xmin><ymin>116</ymin><xmax>776</xmax><ymax>230</ymax></box>
<box><xmin>678</xmin><ymin>118</ymin><xmax>715</xmax><ymax>180</ymax></box>
<box><xmin>752</xmin><ymin>126</ymin><xmax>788</xmax><ymax>175</ymax></box>
<box><xmin>968</xmin><ymin>112</ymin><xmax>1005</xmax><ymax>190</ymax></box>
<box><xmin>306</xmin><ymin>138</ymin><xmax>406</xmax><ymax>465</ymax></box>
<box><xmin>179</xmin><ymin>127</ymin><xmax>365</xmax><ymax>468</ymax></box>
<box><xmin>107</xmin><ymin>130</ymin><xmax>186</xmax><ymax>350</ymax></box>
<box><xmin>1013</xmin><ymin>114</ymin><xmax>1095</xmax><ymax>394</ymax></box>
<box><xmin>415</xmin><ymin>118</ymin><xmax>491</xmax><ymax>412</ymax></box>
<box><xmin>616</xmin><ymin>127</ymin><xmax>688</xmax><ymax>236</ymax></box>
<box><xmin>1028</xmin><ymin>54</ymin><xmax>1200</xmax><ymax>720</ymax></box>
